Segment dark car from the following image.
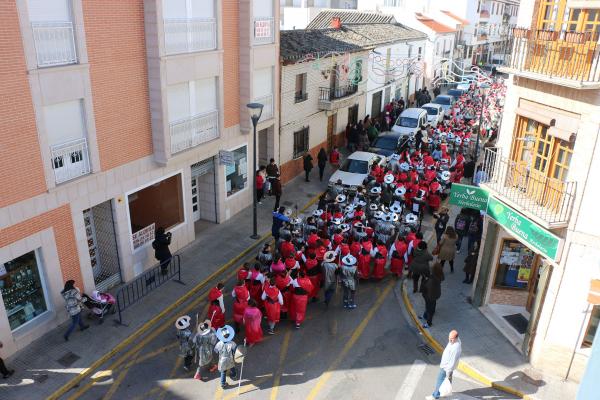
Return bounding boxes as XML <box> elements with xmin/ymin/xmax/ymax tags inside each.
<box><xmin>447</xmin><ymin>88</ymin><xmax>467</xmax><ymax>100</ymax></box>
<box><xmin>368</xmin><ymin>132</ymin><xmax>405</xmax><ymax>156</ymax></box>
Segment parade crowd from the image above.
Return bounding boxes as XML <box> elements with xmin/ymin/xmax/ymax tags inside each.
<box><xmin>173</xmin><ymin>78</ymin><xmax>506</xmax><ymax>393</ymax></box>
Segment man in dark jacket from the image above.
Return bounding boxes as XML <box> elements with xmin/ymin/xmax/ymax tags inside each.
<box><xmin>317</xmin><ymin>148</ymin><xmax>328</xmax><ymax>181</ymax></box>
<box><xmin>152</xmin><ymin>227</ymin><xmax>172</xmax><ymax>274</ymax></box>
<box><xmin>303</xmin><ymin>153</ymin><xmax>313</xmax><ymax>182</ymax></box>
<box><xmin>271</xmin><ymin>177</ymin><xmax>282</xmax><ymax>211</ymax></box>
<box><xmin>421</xmin><ymin>263</ymin><xmax>444</xmax><ymax>328</ymax></box>
<box><xmin>409</xmin><ymin>241</ymin><xmax>433</xmax><ymax>293</ymax></box>
<box><xmin>454</xmin><ymin>209</ymin><xmax>471</xmax><ymax>252</ymax></box>
<box><xmin>271</xmin><ymin>207</ymin><xmax>290</xmax><ymax>242</ymax></box>
<box><xmin>265</xmin><ymin>159</ymin><xmax>279</xmax><ymax>195</ymax></box>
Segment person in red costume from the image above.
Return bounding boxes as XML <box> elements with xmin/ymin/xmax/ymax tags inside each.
<box><xmin>208</xmin><ymin>283</ymin><xmax>225</xmax><ymax>315</ymax></box>
<box><xmin>275</xmin><ymin>270</ymin><xmax>292</xmax><ymax>318</ymax></box>
<box><xmin>357</xmin><ymin>247</ymin><xmax>371</xmax><ymax>279</ymax></box>
<box><xmin>248</xmin><ymin>264</ymin><xmax>265</xmax><ymax>305</ymax></box>
<box><xmin>279</xmin><ymin>237</ymin><xmax>295</xmax><ymax>259</ymax></box>
<box><xmin>261</xmin><ymin>277</ymin><xmax>283</xmax><ymax>334</ymax></box>
<box><xmin>291</xmin><ymin>269</ymin><xmax>313</xmax><ymax>329</ymax></box>
<box><xmin>284</xmin><ymin>253</ymin><xmax>299</xmax><ymax>271</ymax></box>
<box><xmin>242</xmin><ymin>299</ymin><xmax>263</xmax><ymax>346</ymax></box>
<box><xmin>207</xmin><ymin>298</ymin><xmax>225</xmax><ymax>329</ymax></box>
<box><xmin>304</xmin><ymin>252</ymin><xmax>321</xmax><ymax>301</ymax></box>
<box><xmin>371</xmin><ymin>240</ymin><xmax>388</xmax><ymax>279</ymax></box>
<box><xmin>231</xmin><ymin>280</ymin><xmax>249</xmax><ymax>332</ymax></box>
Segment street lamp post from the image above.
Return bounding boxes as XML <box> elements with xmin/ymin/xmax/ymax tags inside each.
<box><xmin>247</xmin><ymin>102</ymin><xmax>264</xmax><ymax>240</ymax></box>
<box><xmin>472</xmin><ymin>83</ymin><xmax>490</xmax><ymax>184</ymax></box>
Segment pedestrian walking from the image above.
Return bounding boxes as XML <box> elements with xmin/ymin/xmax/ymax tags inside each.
<box><xmin>453</xmin><ymin>209</ymin><xmax>471</xmax><ymax>253</ymax></box>
<box><xmin>303</xmin><ymin>153</ymin><xmax>313</xmax><ymax>182</ymax></box>
<box><xmin>231</xmin><ymin>280</ymin><xmax>249</xmax><ymax>332</ymax></box>
<box><xmin>261</xmin><ymin>278</ymin><xmax>283</xmax><ymax>334</ymax></box>
<box><xmin>467</xmin><ymin>213</ymin><xmax>483</xmax><ymax>252</ymax></box>
<box><xmin>408</xmin><ymin>241</ymin><xmax>433</xmax><ymax>293</ymax></box>
<box><xmin>193</xmin><ymin>320</ymin><xmax>218</xmax><ymax>380</ymax></box>
<box><xmin>317</xmin><ymin>148</ymin><xmax>327</xmax><ymax>181</ymax></box>
<box><xmin>463</xmin><ymin>245</ymin><xmax>478</xmax><ymax>284</ymax></box>
<box><xmin>321</xmin><ymin>251</ymin><xmax>338</xmax><ymax>307</ymax></box>
<box><xmin>242</xmin><ymin>299</ymin><xmax>263</xmax><ymax>346</ymax></box>
<box><xmin>265</xmin><ymin>158</ymin><xmax>279</xmax><ymax>195</ymax></box>
<box><xmin>290</xmin><ymin>269</ymin><xmax>313</xmax><ymax>328</ymax></box>
<box><xmin>61</xmin><ymin>280</ymin><xmax>89</xmax><ymax>341</ymax></box>
<box><xmin>329</xmin><ymin>146</ymin><xmax>340</xmax><ymax>169</ymax></box>
<box><xmin>214</xmin><ymin>325</ymin><xmax>238</xmax><ymax>388</ymax></box>
<box><xmin>271</xmin><ymin>177</ymin><xmax>283</xmax><ymax>211</ymax></box>
<box><xmin>421</xmin><ymin>263</ymin><xmax>444</xmax><ymax>328</ymax></box>
<box><xmin>437</xmin><ymin>227</ymin><xmax>458</xmax><ymax>273</ymax></box>
<box><xmin>432</xmin><ymin>330</ymin><xmax>462</xmax><ymax>399</ymax></box>
<box><xmin>271</xmin><ymin>207</ymin><xmax>290</xmax><ymax>242</ymax></box>
<box><xmin>0</xmin><ymin>341</ymin><xmax>14</xmax><ymax>379</ymax></box>
<box><xmin>175</xmin><ymin>315</ymin><xmax>194</xmax><ymax>371</ymax></box>
<box><xmin>433</xmin><ymin>207</ymin><xmax>450</xmax><ymax>244</ymax></box>
<box><xmin>255</xmin><ymin>170</ymin><xmax>264</xmax><ymax>204</ymax></box>
<box><xmin>341</xmin><ymin>254</ymin><xmax>358</xmax><ymax>309</ymax></box>
<box><xmin>207</xmin><ymin>284</ymin><xmax>226</xmax><ymax>329</ymax></box>
<box><xmin>152</xmin><ymin>227</ymin><xmax>172</xmax><ymax>274</ymax></box>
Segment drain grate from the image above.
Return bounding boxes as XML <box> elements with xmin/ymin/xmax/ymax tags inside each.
<box><xmin>57</xmin><ymin>351</ymin><xmax>80</xmax><ymax>367</ymax></box>
<box><xmin>417</xmin><ymin>343</ymin><xmax>435</xmax><ymax>355</ymax></box>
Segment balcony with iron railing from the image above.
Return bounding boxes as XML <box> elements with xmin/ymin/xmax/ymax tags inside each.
<box><xmin>253</xmin><ymin>17</ymin><xmax>275</xmax><ymax>45</ymax></box>
<box><xmin>50</xmin><ymin>137</ymin><xmax>91</xmax><ymax>184</ymax></box>
<box><xmin>163</xmin><ymin>18</ymin><xmax>217</xmax><ymax>55</ymax></box>
<box><xmin>31</xmin><ymin>21</ymin><xmax>77</xmax><ymax>67</ymax></box>
<box><xmin>499</xmin><ymin>28</ymin><xmax>600</xmax><ymax>88</ymax></box>
<box><xmin>170</xmin><ymin>110</ymin><xmax>219</xmax><ymax>154</ymax></box>
<box><xmin>254</xmin><ymin>94</ymin><xmax>274</xmax><ymax>121</ymax></box>
<box><xmin>318</xmin><ymin>84</ymin><xmax>359</xmax><ymax>111</ymax></box>
<box><xmin>480</xmin><ymin>148</ymin><xmax>576</xmax><ymax>229</ymax></box>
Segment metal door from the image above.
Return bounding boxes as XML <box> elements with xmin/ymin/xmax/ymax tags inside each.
<box><xmin>83</xmin><ymin>200</ymin><xmax>122</xmax><ymax>291</ymax></box>
<box><xmin>371</xmin><ymin>91</ymin><xmax>383</xmax><ymax>119</ymax></box>
<box><xmin>191</xmin><ymin>176</ymin><xmax>200</xmax><ymax>221</ymax></box>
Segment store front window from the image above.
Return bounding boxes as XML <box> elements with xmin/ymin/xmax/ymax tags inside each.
<box><xmin>582</xmin><ymin>305</ymin><xmax>599</xmax><ymax>348</ymax></box>
<box><xmin>494</xmin><ymin>239</ymin><xmax>537</xmax><ymax>290</ymax></box>
<box><xmin>226</xmin><ymin>146</ymin><xmax>248</xmax><ymax>197</ymax></box>
<box><xmin>1</xmin><ymin>250</ymin><xmax>48</xmax><ymax>331</ymax></box>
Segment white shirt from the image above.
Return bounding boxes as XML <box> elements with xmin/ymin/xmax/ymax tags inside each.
<box><xmin>440</xmin><ymin>338</ymin><xmax>462</xmax><ymax>373</ymax></box>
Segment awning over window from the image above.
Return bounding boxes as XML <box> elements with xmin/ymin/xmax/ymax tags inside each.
<box><xmin>516</xmin><ymin>100</ymin><xmax>579</xmax><ymax>142</ymax></box>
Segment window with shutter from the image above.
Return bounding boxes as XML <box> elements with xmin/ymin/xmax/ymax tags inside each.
<box><xmin>293</xmin><ymin>127</ymin><xmax>309</xmax><ymax>158</ymax></box>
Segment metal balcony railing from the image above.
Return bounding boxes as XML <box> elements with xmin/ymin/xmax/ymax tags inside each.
<box><xmin>501</xmin><ymin>28</ymin><xmax>600</xmax><ymax>84</ymax></box>
<box><xmin>254</xmin><ymin>94</ymin><xmax>273</xmax><ymax>120</ymax></box>
<box><xmin>170</xmin><ymin>110</ymin><xmax>219</xmax><ymax>154</ymax></box>
<box><xmin>319</xmin><ymin>84</ymin><xmax>358</xmax><ymax>101</ymax></box>
<box><xmin>480</xmin><ymin>148</ymin><xmax>576</xmax><ymax>227</ymax></box>
<box><xmin>164</xmin><ymin>18</ymin><xmax>217</xmax><ymax>55</ymax></box>
<box><xmin>253</xmin><ymin>17</ymin><xmax>274</xmax><ymax>45</ymax></box>
<box><xmin>31</xmin><ymin>21</ymin><xmax>77</xmax><ymax>67</ymax></box>
<box><xmin>50</xmin><ymin>137</ymin><xmax>91</xmax><ymax>184</ymax></box>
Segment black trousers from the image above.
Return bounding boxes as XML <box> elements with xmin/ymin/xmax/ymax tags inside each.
<box><xmin>412</xmin><ymin>273</ymin><xmax>425</xmax><ymax>293</ymax></box>
<box><xmin>440</xmin><ymin>259</ymin><xmax>454</xmax><ymax>272</ymax></box>
<box><xmin>319</xmin><ymin>165</ymin><xmax>325</xmax><ymax>181</ymax></box>
<box><xmin>423</xmin><ymin>299</ymin><xmax>437</xmax><ymax>325</ymax></box>
<box><xmin>305</xmin><ymin>169</ymin><xmax>311</xmax><ymax>181</ymax></box>
<box><xmin>0</xmin><ymin>357</ymin><xmax>9</xmax><ymax>375</ymax></box>
<box><xmin>257</xmin><ymin>188</ymin><xmax>264</xmax><ymax>202</ymax></box>
<box><xmin>273</xmin><ymin>195</ymin><xmax>281</xmax><ymax>212</ymax></box>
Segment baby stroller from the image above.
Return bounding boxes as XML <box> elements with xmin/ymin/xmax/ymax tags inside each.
<box><xmin>82</xmin><ymin>290</ymin><xmax>116</xmax><ymax>324</ymax></box>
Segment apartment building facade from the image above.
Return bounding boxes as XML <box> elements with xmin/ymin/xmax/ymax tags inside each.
<box><xmin>472</xmin><ymin>0</ymin><xmax>600</xmax><ymax>381</ymax></box>
<box><xmin>0</xmin><ymin>0</ymin><xmax>279</xmax><ymax>357</ymax></box>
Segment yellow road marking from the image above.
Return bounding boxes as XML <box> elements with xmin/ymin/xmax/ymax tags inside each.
<box><xmin>157</xmin><ymin>357</ymin><xmax>183</xmax><ymax>400</ymax></box>
<box><xmin>305</xmin><ymin>280</ymin><xmax>394</xmax><ymax>400</ymax></box>
<box><xmin>102</xmin><ymin>361</ymin><xmax>134</xmax><ymax>400</ymax></box>
<box><xmin>269</xmin><ymin>329</ymin><xmax>292</xmax><ymax>400</ymax></box>
<box><xmin>223</xmin><ymin>374</ymin><xmax>273</xmax><ymax>400</ymax></box>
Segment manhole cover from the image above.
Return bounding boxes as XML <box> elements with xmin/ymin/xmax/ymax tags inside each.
<box><xmin>417</xmin><ymin>343</ymin><xmax>435</xmax><ymax>355</ymax></box>
<box><xmin>57</xmin><ymin>351</ymin><xmax>80</xmax><ymax>367</ymax></box>
<box><xmin>32</xmin><ymin>373</ymin><xmax>48</xmax><ymax>383</ymax></box>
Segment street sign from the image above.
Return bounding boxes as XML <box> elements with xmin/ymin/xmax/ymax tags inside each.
<box><xmin>219</xmin><ymin>150</ymin><xmax>234</xmax><ymax>166</ymax></box>
<box><xmin>486</xmin><ymin>196</ymin><xmax>562</xmax><ymax>261</ymax></box>
<box><xmin>449</xmin><ymin>183</ymin><xmax>489</xmax><ymax>211</ymax></box>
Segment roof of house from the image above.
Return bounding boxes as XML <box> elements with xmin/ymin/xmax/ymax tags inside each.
<box><xmin>306</xmin><ymin>9</ymin><xmax>396</xmax><ymax>29</ymax></box>
<box><xmin>440</xmin><ymin>10</ymin><xmax>470</xmax><ymax>26</ymax></box>
<box><xmin>280</xmin><ymin>23</ymin><xmax>428</xmax><ymax>61</ymax></box>
<box><xmin>415</xmin><ymin>13</ymin><xmax>456</xmax><ymax>33</ymax></box>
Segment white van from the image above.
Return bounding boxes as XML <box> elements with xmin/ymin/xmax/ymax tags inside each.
<box><xmin>391</xmin><ymin>108</ymin><xmax>428</xmax><ymax>136</ymax></box>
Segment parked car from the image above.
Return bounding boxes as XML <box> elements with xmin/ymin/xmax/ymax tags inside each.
<box><xmin>456</xmin><ymin>83</ymin><xmax>471</xmax><ymax>92</ymax></box>
<box><xmin>432</xmin><ymin>95</ymin><xmax>455</xmax><ymax>113</ymax></box>
<box><xmin>447</xmin><ymin>88</ymin><xmax>467</xmax><ymax>100</ymax></box>
<box><xmin>391</xmin><ymin>108</ymin><xmax>428</xmax><ymax>136</ymax></box>
<box><xmin>368</xmin><ymin>132</ymin><xmax>406</xmax><ymax>156</ymax></box>
<box><xmin>329</xmin><ymin>151</ymin><xmax>385</xmax><ymax>188</ymax></box>
<box><xmin>420</xmin><ymin>103</ymin><xmax>444</xmax><ymax>127</ymax></box>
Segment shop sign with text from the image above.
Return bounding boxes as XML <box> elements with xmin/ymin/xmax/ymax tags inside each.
<box><xmin>486</xmin><ymin>197</ymin><xmax>562</xmax><ymax>260</ymax></box>
<box><xmin>449</xmin><ymin>183</ymin><xmax>490</xmax><ymax>211</ymax></box>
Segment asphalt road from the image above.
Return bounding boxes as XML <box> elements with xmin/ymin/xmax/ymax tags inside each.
<box><xmin>62</xmin><ymin>237</ymin><xmax>517</xmax><ymax>400</ymax></box>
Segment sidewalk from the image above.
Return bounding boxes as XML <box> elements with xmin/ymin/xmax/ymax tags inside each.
<box><xmin>404</xmin><ymin>205</ymin><xmax>579</xmax><ymax>400</ymax></box>
<box><xmin>0</xmin><ymin>168</ymin><xmax>332</xmax><ymax>399</ymax></box>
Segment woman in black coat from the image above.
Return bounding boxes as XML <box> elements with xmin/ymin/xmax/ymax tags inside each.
<box><xmin>152</xmin><ymin>227</ymin><xmax>172</xmax><ymax>274</ymax></box>
<box><xmin>421</xmin><ymin>262</ymin><xmax>444</xmax><ymax>328</ymax></box>
<box><xmin>317</xmin><ymin>148</ymin><xmax>328</xmax><ymax>182</ymax></box>
<box><xmin>303</xmin><ymin>153</ymin><xmax>314</xmax><ymax>182</ymax></box>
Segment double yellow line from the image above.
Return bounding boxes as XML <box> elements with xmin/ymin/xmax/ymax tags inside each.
<box><xmin>49</xmin><ymin>192</ymin><xmax>324</xmax><ymax>400</ymax></box>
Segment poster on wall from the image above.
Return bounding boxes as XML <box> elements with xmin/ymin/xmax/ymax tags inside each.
<box><xmin>517</xmin><ymin>267</ymin><xmax>531</xmax><ymax>283</ymax></box>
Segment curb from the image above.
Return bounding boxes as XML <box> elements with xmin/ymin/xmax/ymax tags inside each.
<box><xmin>400</xmin><ymin>280</ymin><xmax>533</xmax><ymax>400</ymax></box>
<box><xmin>47</xmin><ymin>190</ymin><xmax>324</xmax><ymax>400</ymax></box>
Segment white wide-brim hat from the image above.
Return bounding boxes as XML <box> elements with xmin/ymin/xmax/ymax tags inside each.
<box><xmin>389</xmin><ymin>212</ymin><xmax>400</xmax><ymax>222</ymax></box>
<box><xmin>216</xmin><ymin>325</ymin><xmax>236</xmax><ymax>343</ymax></box>
<box><xmin>340</xmin><ymin>223</ymin><xmax>351</xmax><ymax>233</ymax></box>
<box><xmin>455</xmin><ymin>137</ymin><xmax>463</xmax><ymax>145</ymax></box>
<box><xmin>441</xmin><ymin>171</ymin><xmax>451</xmax><ymax>181</ymax></box>
<box><xmin>384</xmin><ymin>174</ymin><xmax>395</xmax><ymax>184</ymax></box>
<box><xmin>448</xmin><ymin>133</ymin><xmax>455</xmax><ymax>140</ymax></box>
<box><xmin>336</xmin><ymin>194</ymin><xmax>346</xmax><ymax>203</ymax></box>
<box><xmin>313</xmin><ymin>209</ymin><xmax>324</xmax><ymax>217</ymax></box>
<box><xmin>390</xmin><ymin>202</ymin><xmax>403</xmax><ymax>213</ymax></box>
<box><xmin>332</xmin><ymin>217</ymin><xmax>343</xmax><ymax>225</ymax></box>
<box><xmin>374</xmin><ymin>210</ymin><xmax>384</xmax><ymax>220</ymax></box>
<box><xmin>291</xmin><ymin>217</ymin><xmax>302</xmax><ymax>225</ymax></box>
<box><xmin>345</xmin><ymin>205</ymin><xmax>355</xmax><ymax>213</ymax></box>
<box><xmin>324</xmin><ymin>250</ymin><xmax>337</xmax><ymax>262</ymax></box>
<box><xmin>175</xmin><ymin>315</ymin><xmax>191</xmax><ymax>330</ymax></box>
<box><xmin>354</xmin><ymin>221</ymin><xmax>365</xmax><ymax>229</ymax></box>
<box><xmin>369</xmin><ymin>203</ymin><xmax>379</xmax><ymax>211</ymax></box>
<box><xmin>400</xmin><ymin>162</ymin><xmax>410</xmax><ymax>171</ymax></box>
<box><xmin>384</xmin><ymin>213</ymin><xmax>393</xmax><ymax>222</ymax></box>
<box><xmin>342</xmin><ymin>254</ymin><xmax>357</xmax><ymax>266</ymax></box>
<box><xmin>357</xmin><ymin>199</ymin><xmax>367</xmax><ymax>207</ymax></box>
<box><xmin>463</xmin><ymin>137</ymin><xmax>471</xmax><ymax>144</ymax></box>
<box><xmin>405</xmin><ymin>213</ymin><xmax>418</xmax><ymax>224</ymax></box>
<box><xmin>395</xmin><ymin>186</ymin><xmax>407</xmax><ymax>196</ymax></box>
<box><xmin>198</xmin><ymin>319</ymin><xmax>213</xmax><ymax>335</ymax></box>
<box><xmin>370</xmin><ymin>187</ymin><xmax>382</xmax><ymax>194</ymax></box>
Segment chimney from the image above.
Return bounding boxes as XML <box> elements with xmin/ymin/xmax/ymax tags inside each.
<box><xmin>331</xmin><ymin>17</ymin><xmax>342</xmax><ymax>29</ymax></box>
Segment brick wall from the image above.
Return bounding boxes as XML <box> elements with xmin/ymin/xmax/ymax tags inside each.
<box><xmin>223</xmin><ymin>0</ymin><xmax>240</xmax><ymax>128</ymax></box>
<box><xmin>0</xmin><ymin>205</ymin><xmax>83</xmax><ymax>288</ymax></box>
<box><xmin>0</xmin><ymin>1</ymin><xmax>46</xmax><ymax>208</ymax></box>
<box><xmin>82</xmin><ymin>0</ymin><xmax>153</xmax><ymax>171</ymax></box>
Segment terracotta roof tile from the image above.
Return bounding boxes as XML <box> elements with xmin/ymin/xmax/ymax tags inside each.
<box><xmin>415</xmin><ymin>13</ymin><xmax>456</xmax><ymax>33</ymax></box>
<box><xmin>306</xmin><ymin>10</ymin><xmax>396</xmax><ymax>29</ymax></box>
